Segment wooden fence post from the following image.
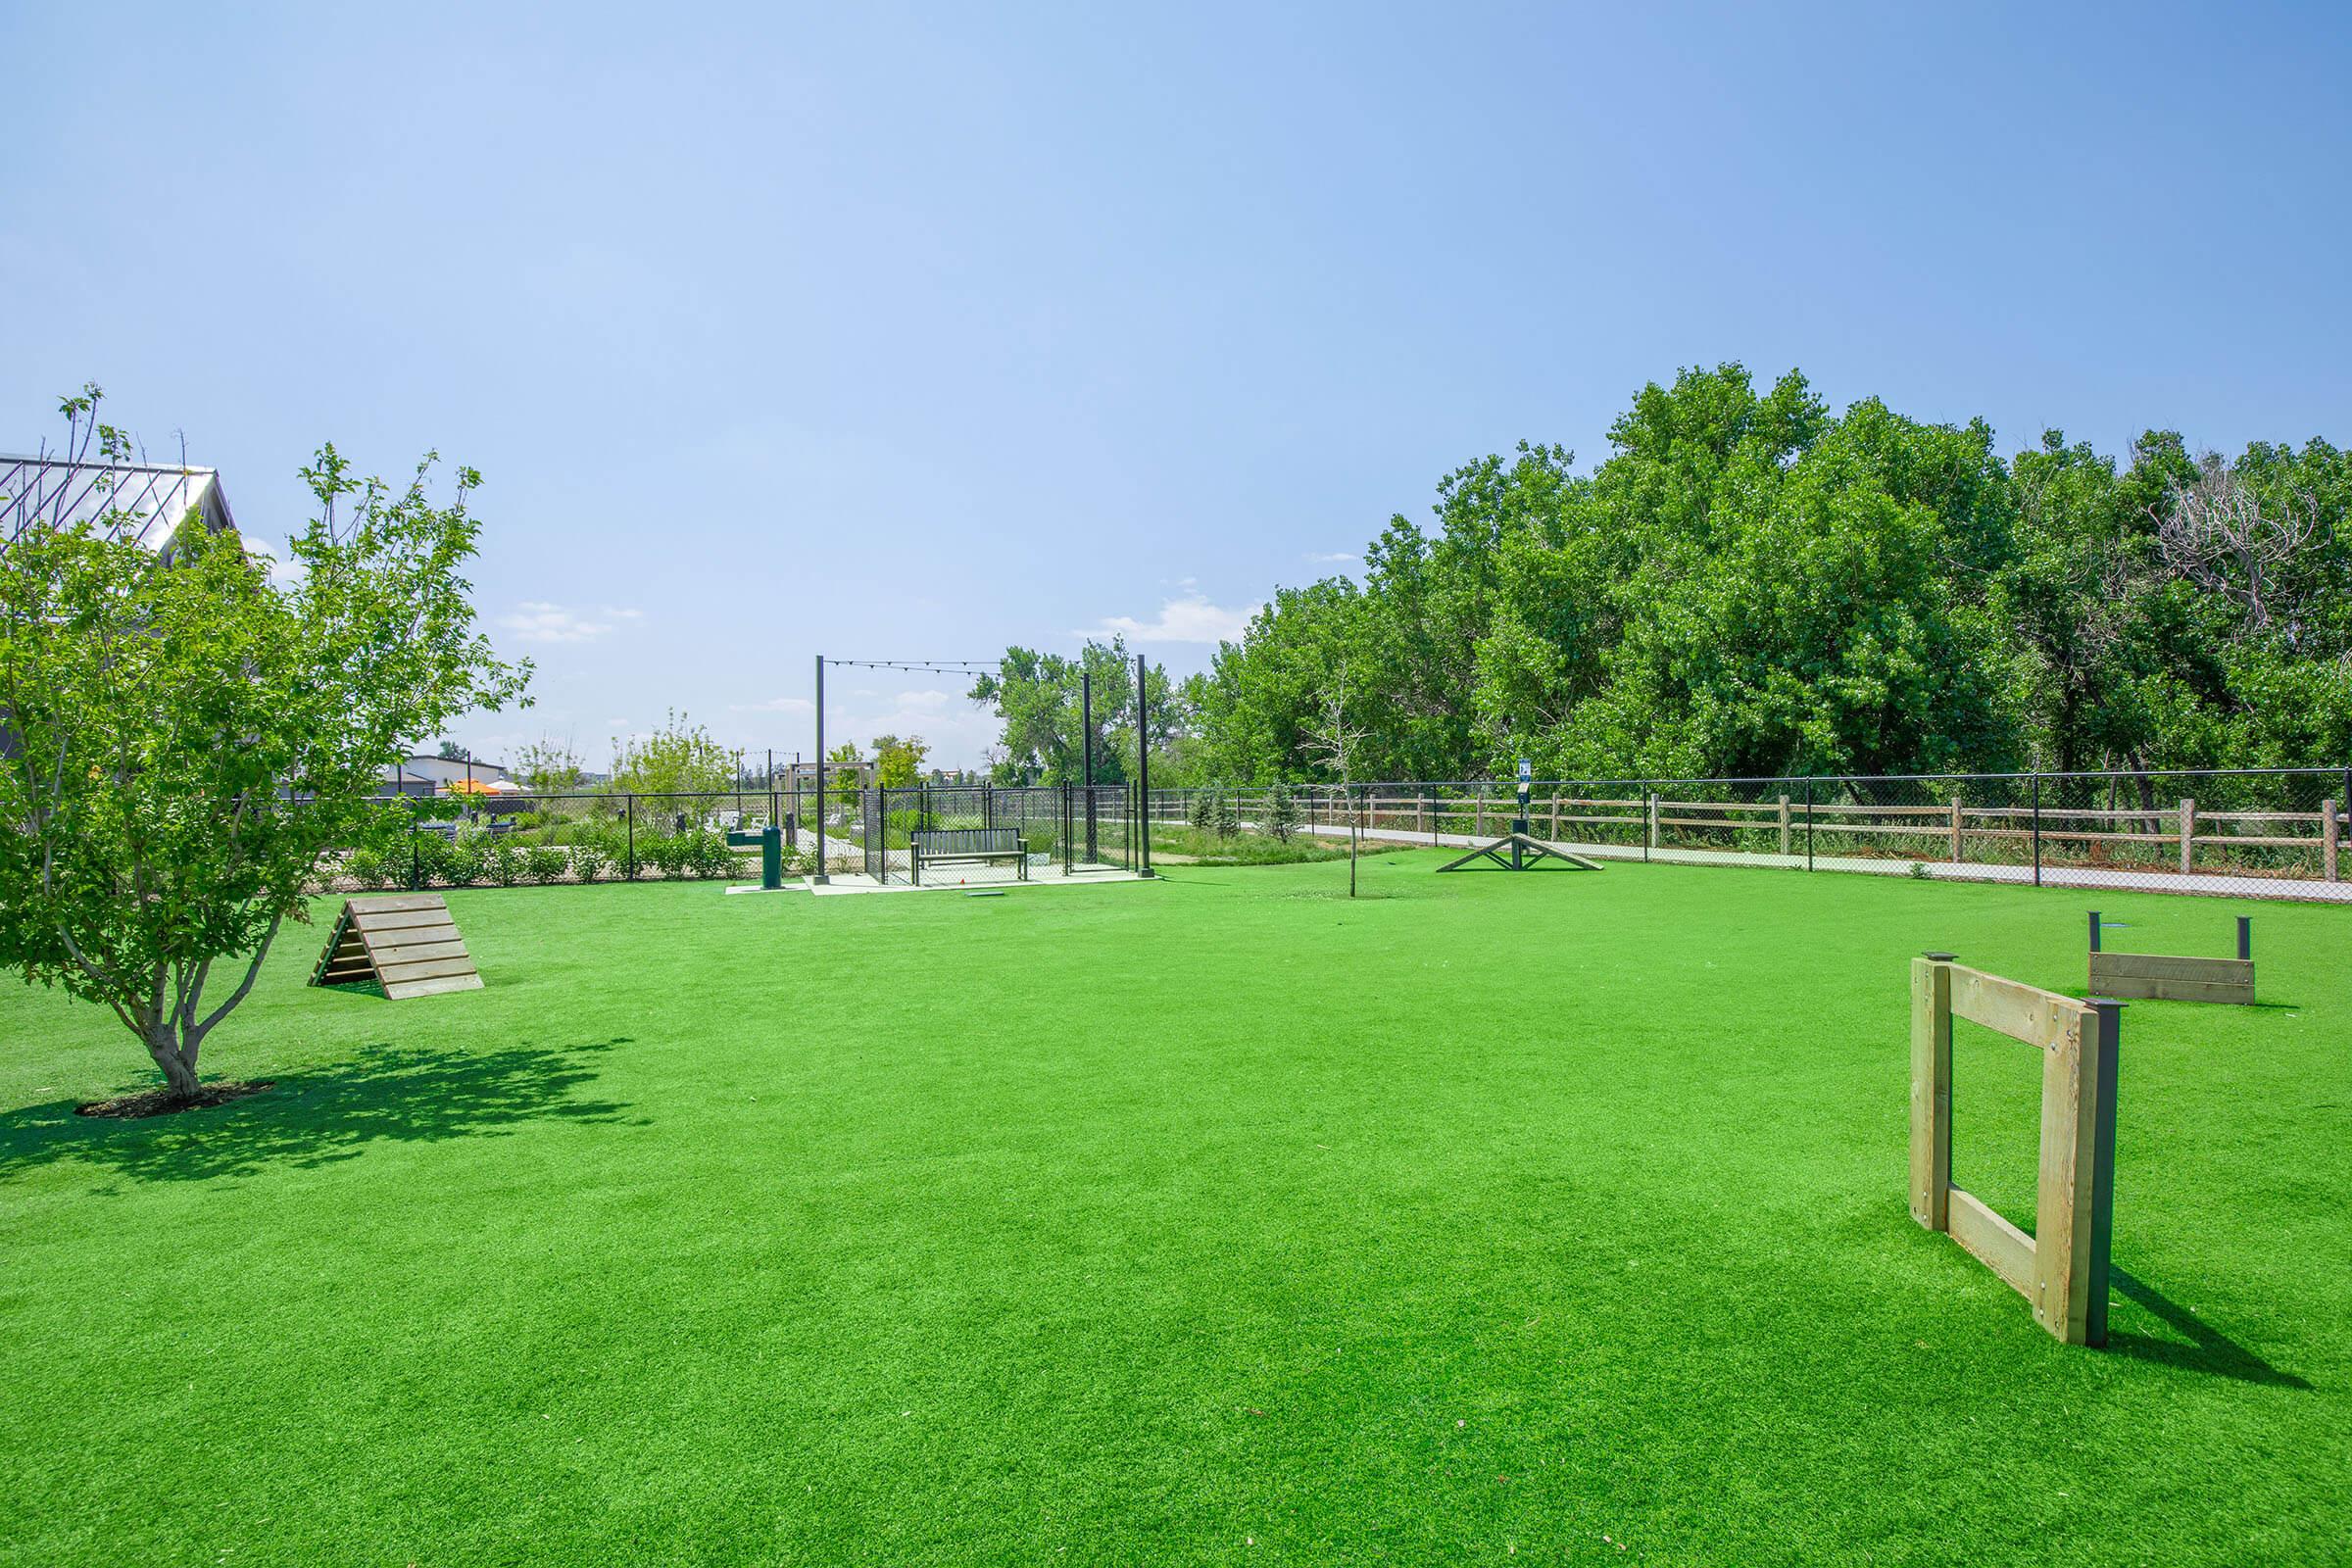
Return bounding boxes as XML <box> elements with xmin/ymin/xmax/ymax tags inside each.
<box><xmin>1550</xmin><ymin>794</ymin><xmax>1560</xmax><ymax>838</ymax></box>
<box><xmin>1909</xmin><ymin>953</ymin><xmax>1955</xmax><ymax>1231</ymax></box>
<box><xmin>1949</xmin><ymin>797</ymin><xmax>1963</xmax><ymax>862</ymax></box>
<box><xmin>1778</xmin><ymin>794</ymin><xmax>1791</xmax><ymax>856</ymax></box>
<box><xmin>2179</xmin><ymin>798</ymin><xmax>2196</xmax><ymax>876</ymax></box>
<box><xmin>2325</xmin><ymin>800</ymin><xmax>2339</xmax><ymax>882</ymax></box>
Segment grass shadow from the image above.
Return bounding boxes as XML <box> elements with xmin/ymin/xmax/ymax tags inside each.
<box><xmin>0</xmin><ymin>1038</ymin><xmax>639</xmax><ymax>1187</ymax></box>
<box><xmin>2103</xmin><ymin>1268</ymin><xmax>2311</xmax><ymax>1389</ymax></box>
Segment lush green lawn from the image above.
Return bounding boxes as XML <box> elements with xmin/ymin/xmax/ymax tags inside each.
<box><xmin>2</xmin><ymin>856</ymin><xmax>2345</xmax><ymax>1565</ymax></box>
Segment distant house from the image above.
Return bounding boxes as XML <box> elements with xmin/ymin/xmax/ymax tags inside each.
<box><xmin>0</xmin><ymin>455</ymin><xmax>240</xmax><ymax>762</ymax></box>
<box><xmin>0</xmin><ymin>454</ymin><xmax>237</xmax><ymax>561</ymax></box>
<box><xmin>381</xmin><ymin>754</ymin><xmax>514</xmax><ymax>796</ymax></box>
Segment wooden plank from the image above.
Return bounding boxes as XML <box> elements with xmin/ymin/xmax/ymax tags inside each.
<box><xmin>361</xmin><ymin>935</ymin><xmax>469</xmax><ymax>966</ymax></box>
<box><xmin>344</xmin><ymin>894</ymin><xmax>451</xmax><ymax>914</ymax></box>
<box><xmin>1909</xmin><ymin>957</ymin><xmax>1953</xmax><ymax>1230</ymax></box>
<box><xmin>372</xmin><ymin>954</ymin><xmax>479</xmax><ymax>984</ymax></box>
<box><xmin>2036</xmin><ymin>1004</ymin><xmax>2098</xmax><ymax>1345</ymax></box>
<box><xmin>381</xmin><ymin>972</ymin><xmax>485</xmax><ymax>1001</ymax></box>
<box><xmin>1949</xmin><ymin>966</ymin><xmax>2081</xmax><ymax>1052</ymax></box>
<box><xmin>2093</xmin><ymin>971</ymin><xmax>2255</xmax><ymax>1005</ymax></box>
<box><xmin>1946</xmin><ymin>1187</ymin><xmax>2035</xmax><ymax>1299</ymax></box>
<box><xmin>349</xmin><ymin>907</ymin><xmax>464</xmax><ymax>935</ymax></box>
<box><xmin>2089</xmin><ymin>953</ymin><xmax>2252</xmax><ymax>986</ymax></box>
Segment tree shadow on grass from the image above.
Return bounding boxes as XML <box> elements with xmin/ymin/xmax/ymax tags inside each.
<box><xmin>2103</xmin><ymin>1268</ymin><xmax>2311</xmax><ymax>1389</ymax></box>
<box><xmin>0</xmin><ymin>1038</ymin><xmax>639</xmax><ymax>1187</ymax></box>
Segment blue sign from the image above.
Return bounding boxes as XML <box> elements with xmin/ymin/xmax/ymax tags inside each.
<box><xmin>1516</xmin><ymin>758</ymin><xmax>1532</xmax><ymax>781</ymax></box>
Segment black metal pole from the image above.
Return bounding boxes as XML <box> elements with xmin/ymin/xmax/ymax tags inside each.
<box><xmin>2237</xmin><ymin>915</ymin><xmax>2252</xmax><ymax>960</ymax></box>
<box><xmin>1805</xmin><ymin>777</ymin><xmax>1814</xmax><ymax>871</ymax></box>
<box><xmin>2083</xmin><ymin>997</ymin><xmax>2125</xmax><ymax>1347</ymax></box>
<box><xmin>626</xmin><ymin>794</ymin><xmax>636</xmax><ymax>880</ymax></box>
<box><xmin>2032</xmin><ymin>772</ymin><xmax>2042</xmax><ymax>888</ymax></box>
<box><xmin>812</xmin><ymin>656</ymin><xmax>828</xmax><ymax>884</ymax></box>
<box><xmin>1349</xmin><ymin>785</ymin><xmax>1360</xmax><ymax>898</ymax></box>
<box><xmin>1082</xmin><ymin>668</ymin><xmax>1096</xmax><ymax>864</ymax></box>
<box><xmin>2088</xmin><ymin>910</ymin><xmax>2102</xmax><ymax>954</ymax></box>
<box><xmin>1134</xmin><ymin>654</ymin><xmax>1153</xmax><ymax>876</ymax></box>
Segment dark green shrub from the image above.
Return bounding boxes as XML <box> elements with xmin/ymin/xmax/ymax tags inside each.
<box><xmin>523</xmin><ymin>845</ymin><xmax>569</xmax><ymax>884</ymax></box>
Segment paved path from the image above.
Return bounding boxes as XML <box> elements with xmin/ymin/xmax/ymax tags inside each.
<box><xmin>1275</xmin><ymin>820</ymin><xmax>2352</xmax><ymax>905</ymax></box>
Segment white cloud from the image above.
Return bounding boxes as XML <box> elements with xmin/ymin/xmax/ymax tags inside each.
<box><xmin>1088</xmin><ymin>594</ymin><xmax>1261</xmax><ymax>645</ymax></box>
<box><xmin>1305</xmin><ymin>551</ymin><xmax>1360</xmax><ymax>565</ymax></box>
<box><xmin>498</xmin><ymin>602</ymin><xmax>643</xmax><ymax>644</ymax></box>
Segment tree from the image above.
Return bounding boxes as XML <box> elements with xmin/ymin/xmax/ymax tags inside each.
<box><xmin>436</xmin><ymin>739</ymin><xmax>471</xmax><ymax>762</ymax></box>
<box><xmin>1266</xmin><ymin>780</ymin><xmax>1301</xmax><ymax>843</ymax></box>
<box><xmin>1211</xmin><ymin>789</ymin><xmax>1241</xmax><ymax>839</ymax></box>
<box><xmin>825</xmin><ymin>741</ymin><xmax>863</xmax><ymax>809</ymax></box>
<box><xmin>611</xmin><ymin>710</ymin><xmax>732</xmax><ymax>797</ymax></box>
<box><xmin>969</xmin><ymin>636</ymin><xmax>1180</xmax><ymax>785</ymax></box>
<box><xmin>0</xmin><ymin>392</ymin><xmax>527</xmax><ymax>1099</ymax></box>
<box><xmin>872</xmin><ymin>733</ymin><xmax>929</xmax><ymax>788</ymax></box>
<box><xmin>514</xmin><ymin>735</ymin><xmax>585</xmax><ymax>794</ymax></box>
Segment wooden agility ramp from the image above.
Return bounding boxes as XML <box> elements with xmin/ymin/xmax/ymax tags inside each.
<box><xmin>311</xmin><ymin>894</ymin><xmax>483</xmax><ymax>999</ymax></box>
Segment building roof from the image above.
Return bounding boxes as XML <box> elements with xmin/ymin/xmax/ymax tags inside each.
<box><xmin>0</xmin><ymin>454</ymin><xmax>236</xmax><ymax>562</ymax></box>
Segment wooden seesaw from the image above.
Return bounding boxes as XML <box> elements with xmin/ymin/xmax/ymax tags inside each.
<box><xmin>2087</xmin><ymin>910</ymin><xmax>2254</xmax><ymax>1004</ymax></box>
<box><xmin>311</xmin><ymin>894</ymin><xmax>483</xmax><ymax>1000</ymax></box>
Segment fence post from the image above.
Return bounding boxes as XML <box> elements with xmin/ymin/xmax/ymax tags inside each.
<box><xmin>626</xmin><ymin>794</ymin><xmax>637</xmax><ymax>881</ymax></box>
<box><xmin>2179</xmin><ymin>798</ymin><xmax>2196</xmax><ymax>876</ymax></box>
<box><xmin>410</xmin><ymin>807</ymin><xmax>421</xmax><ymax>891</ymax></box>
<box><xmin>1804</xmin><ymin>778</ymin><xmax>1814</xmax><ymax>871</ymax></box>
<box><xmin>2031</xmin><ymin>773</ymin><xmax>2042</xmax><ymax>888</ymax></box>
<box><xmin>1778</xmin><ymin>794</ymin><xmax>1790</xmax><ymax>857</ymax></box>
<box><xmin>2319</xmin><ymin>797</ymin><xmax>2340</xmax><ymax>881</ymax></box>
<box><xmin>1949</xmin><ymin>796</ymin><xmax>1963</xmax><ymax>862</ymax></box>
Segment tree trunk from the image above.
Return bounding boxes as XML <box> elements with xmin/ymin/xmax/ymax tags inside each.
<box><xmin>143</xmin><ymin>1018</ymin><xmax>202</xmax><ymax>1100</ymax></box>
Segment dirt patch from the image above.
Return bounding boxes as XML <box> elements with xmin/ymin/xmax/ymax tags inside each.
<box><xmin>76</xmin><ymin>1081</ymin><xmax>274</xmax><ymax>1120</ymax></box>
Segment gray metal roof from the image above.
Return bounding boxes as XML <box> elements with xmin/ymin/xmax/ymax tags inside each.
<box><xmin>0</xmin><ymin>454</ymin><xmax>236</xmax><ymax>560</ymax></box>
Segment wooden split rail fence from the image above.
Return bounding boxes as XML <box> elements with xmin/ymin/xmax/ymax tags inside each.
<box><xmin>1157</xmin><ymin>788</ymin><xmax>2345</xmax><ymax>881</ymax></box>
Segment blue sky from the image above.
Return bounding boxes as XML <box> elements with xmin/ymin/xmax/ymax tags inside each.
<box><xmin>6</xmin><ymin>2</ymin><xmax>2348</xmax><ymax>767</ymax></box>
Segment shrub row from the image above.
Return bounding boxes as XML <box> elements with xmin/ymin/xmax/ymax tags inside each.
<box><xmin>336</xmin><ymin>826</ymin><xmax>764</xmax><ymax>890</ymax></box>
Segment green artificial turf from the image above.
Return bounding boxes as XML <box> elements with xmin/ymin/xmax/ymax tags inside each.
<box><xmin>1</xmin><ymin>857</ymin><xmax>2345</xmax><ymax>1565</ymax></box>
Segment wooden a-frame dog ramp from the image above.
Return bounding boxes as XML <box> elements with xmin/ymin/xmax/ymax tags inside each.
<box><xmin>311</xmin><ymin>894</ymin><xmax>482</xmax><ymax>999</ymax></box>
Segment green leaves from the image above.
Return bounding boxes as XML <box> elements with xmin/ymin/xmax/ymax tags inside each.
<box><xmin>0</xmin><ymin>406</ymin><xmax>527</xmax><ymax>1091</ymax></box>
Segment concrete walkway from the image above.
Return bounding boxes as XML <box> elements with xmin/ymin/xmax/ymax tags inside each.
<box><xmin>1281</xmin><ymin>820</ymin><xmax>2352</xmax><ymax>905</ymax></box>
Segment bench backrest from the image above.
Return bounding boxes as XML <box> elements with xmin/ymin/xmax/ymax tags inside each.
<box><xmin>911</xmin><ymin>827</ymin><xmax>1022</xmax><ymax>855</ymax></box>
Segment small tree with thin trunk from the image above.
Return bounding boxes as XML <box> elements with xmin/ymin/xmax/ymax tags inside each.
<box><xmin>0</xmin><ymin>391</ymin><xmax>528</xmax><ymax>1102</ymax></box>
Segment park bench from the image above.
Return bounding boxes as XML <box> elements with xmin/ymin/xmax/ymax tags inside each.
<box><xmin>910</xmin><ymin>827</ymin><xmax>1028</xmax><ymax>884</ymax></box>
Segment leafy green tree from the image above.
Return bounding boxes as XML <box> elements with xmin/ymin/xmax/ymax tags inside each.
<box><xmin>872</xmin><ymin>733</ymin><xmax>929</xmax><ymax>788</ymax></box>
<box><xmin>611</xmin><ymin>710</ymin><xmax>733</xmax><ymax>797</ymax></box>
<box><xmin>514</xmin><ymin>735</ymin><xmax>585</xmax><ymax>794</ymax></box>
<box><xmin>825</xmin><ymin>741</ymin><xmax>863</xmax><ymax>809</ymax></box>
<box><xmin>969</xmin><ymin>637</ymin><xmax>1181</xmax><ymax>784</ymax></box>
<box><xmin>0</xmin><ymin>396</ymin><xmax>527</xmax><ymax>1099</ymax></box>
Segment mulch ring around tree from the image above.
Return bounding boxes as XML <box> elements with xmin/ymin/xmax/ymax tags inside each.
<box><xmin>75</xmin><ymin>1082</ymin><xmax>274</xmax><ymax>1120</ymax></box>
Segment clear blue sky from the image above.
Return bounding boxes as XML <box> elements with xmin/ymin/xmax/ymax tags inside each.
<box><xmin>6</xmin><ymin>2</ymin><xmax>2349</xmax><ymax>768</ymax></box>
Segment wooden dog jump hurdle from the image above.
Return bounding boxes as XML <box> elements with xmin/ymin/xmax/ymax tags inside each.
<box><xmin>2087</xmin><ymin>911</ymin><xmax>2254</xmax><ymax>1004</ymax></box>
<box><xmin>1911</xmin><ymin>953</ymin><xmax>2122</xmax><ymax>1347</ymax></box>
<box><xmin>311</xmin><ymin>894</ymin><xmax>483</xmax><ymax>1000</ymax></box>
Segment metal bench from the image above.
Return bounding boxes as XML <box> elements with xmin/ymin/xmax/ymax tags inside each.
<box><xmin>910</xmin><ymin>827</ymin><xmax>1028</xmax><ymax>884</ymax></box>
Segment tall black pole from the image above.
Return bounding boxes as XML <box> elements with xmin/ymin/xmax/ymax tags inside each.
<box><xmin>812</xmin><ymin>655</ymin><xmax>828</xmax><ymax>883</ymax></box>
<box><xmin>1082</xmin><ymin>668</ymin><xmax>1096</xmax><ymax>863</ymax></box>
<box><xmin>1137</xmin><ymin>653</ymin><xmax>1152</xmax><ymax>876</ymax></box>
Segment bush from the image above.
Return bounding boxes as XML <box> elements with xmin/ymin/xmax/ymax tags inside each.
<box><xmin>1267</xmin><ymin>782</ymin><xmax>1301</xmax><ymax>843</ymax></box>
<box><xmin>687</xmin><ymin>829</ymin><xmax>736</xmax><ymax>880</ymax></box>
<box><xmin>483</xmin><ymin>839</ymin><xmax>523</xmax><ymax>887</ymax></box>
<box><xmin>568</xmin><ymin>840</ymin><xmax>613</xmax><ymax>884</ymax></box>
<box><xmin>523</xmin><ymin>845</ymin><xmax>570</xmax><ymax>884</ymax></box>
